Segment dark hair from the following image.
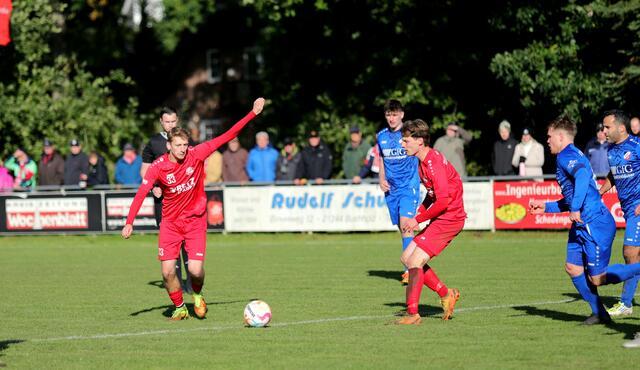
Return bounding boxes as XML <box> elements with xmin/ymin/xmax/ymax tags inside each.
<box><xmin>548</xmin><ymin>115</ymin><xmax>577</xmax><ymax>137</ymax></box>
<box><xmin>384</xmin><ymin>99</ymin><xmax>403</xmax><ymax>113</ymax></box>
<box><xmin>401</xmin><ymin>119</ymin><xmax>430</xmax><ymax>145</ymax></box>
<box><xmin>167</xmin><ymin>127</ymin><xmax>190</xmax><ymax>143</ymax></box>
<box><xmin>160</xmin><ymin>106</ymin><xmax>178</xmax><ymax>119</ymax></box>
<box><xmin>603</xmin><ymin>109</ymin><xmax>630</xmax><ymax>132</ymax></box>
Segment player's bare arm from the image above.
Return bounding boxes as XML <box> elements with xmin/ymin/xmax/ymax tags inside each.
<box><xmin>378</xmin><ymin>162</ymin><xmax>390</xmax><ymax>192</ymax></box>
<box><xmin>252</xmin><ymin>97</ymin><xmax>266</xmax><ymax>115</ymax></box>
<box><xmin>121</xmin><ymin>224</ymin><xmax>133</xmax><ymax>239</ymax></box>
<box><xmin>599</xmin><ymin>172</ymin><xmax>614</xmax><ymax>195</ymax></box>
<box><xmin>528</xmin><ymin>199</ymin><xmax>545</xmax><ymax>214</ymax></box>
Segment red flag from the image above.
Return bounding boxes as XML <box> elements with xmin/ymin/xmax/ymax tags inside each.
<box><xmin>0</xmin><ymin>0</ymin><xmax>12</xmax><ymax>46</ymax></box>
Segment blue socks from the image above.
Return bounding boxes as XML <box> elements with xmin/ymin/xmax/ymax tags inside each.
<box><xmin>621</xmin><ymin>275</ymin><xmax>640</xmax><ymax>306</ymax></box>
<box><xmin>571</xmin><ymin>273</ymin><xmax>603</xmax><ymax>315</ymax></box>
<box><xmin>605</xmin><ymin>263</ymin><xmax>640</xmax><ymax>284</ymax></box>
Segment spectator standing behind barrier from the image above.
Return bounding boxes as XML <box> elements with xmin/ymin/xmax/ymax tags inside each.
<box><xmin>114</xmin><ymin>143</ymin><xmax>142</xmax><ymax>185</ymax></box>
<box><xmin>87</xmin><ymin>151</ymin><xmax>109</xmax><ymax>186</ymax></box>
<box><xmin>342</xmin><ymin>125</ymin><xmax>371</xmax><ymax>182</ymax></box>
<box><xmin>512</xmin><ymin>128</ymin><xmax>544</xmax><ymax>177</ymax></box>
<box><xmin>296</xmin><ymin>130</ymin><xmax>333</xmax><ymax>185</ymax></box>
<box><xmin>38</xmin><ymin>138</ymin><xmax>64</xmax><ymax>186</ymax></box>
<box><xmin>492</xmin><ymin>120</ymin><xmax>518</xmax><ymax>176</ymax></box>
<box><xmin>433</xmin><ymin>122</ymin><xmax>472</xmax><ymax>177</ymax></box>
<box><xmin>0</xmin><ymin>162</ymin><xmax>13</xmax><ymax>191</ymax></box>
<box><xmin>247</xmin><ymin>131</ymin><xmax>278</xmax><ymax>182</ymax></box>
<box><xmin>64</xmin><ymin>139</ymin><xmax>89</xmax><ymax>187</ymax></box>
<box><xmin>222</xmin><ymin>137</ymin><xmax>249</xmax><ymax>183</ymax></box>
<box><xmin>631</xmin><ymin>117</ymin><xmax>640</xmax><ymax>136</ymax></box>
<box><xmin>4</xmin><ymin>148</ymin><xmax>37</xmax><ymax>189</ymax></box>
<box><xmin>204</xmin><ymin>150</ymin><xmax>223</xmax><ymax>184</ymax></box>
<box><xmin>276</xmin><ymin>137</ymin><xmax>301</xmax><ymax>181</ymax></box>
<box><xmin>355</xmin><ymin>137</ymin><xmax>381</xmax><ymax>183</ymax></box>
<box><xmin>585</xmin><ymin>123</ymin><xmax>610</xmax><ymax>177</ymax></box>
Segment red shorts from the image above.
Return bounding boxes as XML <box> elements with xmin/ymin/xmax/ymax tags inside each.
<box><xmin>414</xmin><ymin>217</ymin><xmax>465</xmax><ymax>258</ymax></box>
<box><xmin>158</xmin><ymin>215</ymin><xmax>207</xmax><ymax>261</ymax></box>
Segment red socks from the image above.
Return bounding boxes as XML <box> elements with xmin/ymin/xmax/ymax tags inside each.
<box><xmin>168</xmin><ymin>289</ymin><xmax>184</xmax><ymax>307</ymax></box>
<box><xmin>406</xmin><ymin>268</ymin><xmax>424</xmax><ymax>315</ymax></box>
<box><xmin>191</xmin><ymin>283</ymin><xmax>202</xmax><ymax>294</ymax></box>
<box><xmin>423</xmin><ymin>265</ymin><xmax>448</xmax><ymax>298</ymax></box>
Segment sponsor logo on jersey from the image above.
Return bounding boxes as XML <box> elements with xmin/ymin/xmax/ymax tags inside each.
<box><xmin>382</xmin><ymin>148</ymin><xmax>406</xmax><ymax>158</ymax></box>
<box><xmin>624</xmin><ymin>151</ymin><xmax>632</xmax><ymax>160</ymax></box>
<box><xmin>611</xmin><ymin>164</ymin><xmax>633</xmax><ymax>175</ymax></box>
<box><xmin>169</xmin><ymin>177</ymin><xmax>196</xmax><ymax>194</ymax></box>
<box><xmin>166</xmin><ymin>173</ymin><xmax>176</xmax><ymax>184</ymax></box>
<box><xmin>568</xmin><ymin>159</ymin><xmax>577</xmax><ymax>169</ymax></box>
<box><xmin>142</xmin><ymin>179</ymin><xmax>148</xmax><ymax>185</ymax></box>
<box><xmin>186</xmin><ymin>166</ymin><xmax>194</xmax><ymax>175</ymax></box>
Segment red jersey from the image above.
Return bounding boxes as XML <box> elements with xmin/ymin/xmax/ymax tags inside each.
<box><xmin>126</xmin><ymin>111</ymin><xmax>256</xmax><ymax>225</ymax></box>
<box><xmin>415</xmin><ymin>148</ymin><xmax>466</xmax><ymax>222</ymax></box>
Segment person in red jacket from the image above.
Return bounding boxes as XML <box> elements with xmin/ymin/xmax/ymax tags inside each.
<box><xmin>122</xmin><ymin>97</ymin><xmax>265</xmax><ymax>320</ymax></box>
<box><xmin>394</xmin><ymin>119</ymin><xmax>467</xmax><ymax>325</ymax></box>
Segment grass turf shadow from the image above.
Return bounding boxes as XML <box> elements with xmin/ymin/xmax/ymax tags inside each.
<box><xmin>0</xmin><ymin>340</ymin><xmax>26</xmax><ymax>368</ymax></box>
<box><xmin>385</xmin><ymin>301</ymin><xmax>443</xmax><ymax>317</ymax></box>
<box><xmin>130</xmin><ymin>300</ymin><xmax>247</xmax><ymax>318</ymax></box>
<box><xmin>511</xmin><ymin>304</ymin><xmax>640</xmax><ymax>339</ymax></box>
<box><xmin>368</xmin><ymin>270</ymin><xmax>403</xmax><ymax>283</ymax></box>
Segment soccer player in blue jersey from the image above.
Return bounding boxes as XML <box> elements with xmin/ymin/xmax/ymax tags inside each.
<box><xmin>530</xmin><ymin>115</ymin><xmax>640</xmax><ymax>325</ymax></box>
<box><xmin>378</xmin><ymin>100</ymin><xmax>421</xmax><ymax>284</ymax></box>
<box><xmin>599</xmin><ymin>110</ymin><xmax>640</xmax><ymax>317</ymax></box>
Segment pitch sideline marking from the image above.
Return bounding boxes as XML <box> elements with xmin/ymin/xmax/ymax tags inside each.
<box><xmin>30</xmin><ymin>298</ymin><xmax>576</xmax><ymax>343</ymax></box>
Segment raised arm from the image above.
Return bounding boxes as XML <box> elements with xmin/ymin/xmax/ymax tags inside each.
<box><xmin>193</xmin><ymin>98</ymin><xmax>265</xmax><ymax>161</ymax></box>
<box><xmin>121</xmin><ymin>165</ymin><xmax>158</xmax><ymax>238</ymax></box>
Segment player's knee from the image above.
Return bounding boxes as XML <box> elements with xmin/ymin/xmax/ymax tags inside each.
<box><xmin>564</xmin><ymin>263</ymin><xmax>582</xmax><ymax>277</ymax></box>
<box><xmin>589</xmin><ymin>275</ymin><xmax>605</xmax><ymax>286</ymax></box>
<box><xmin>623</xmin><ymin>247</ymin><xmax>639</xmax><ymax>263</ymax></box>
<box><xmin>162</xmin><ymin>266</ymin><xmax>177</xmax><ymax>280</ymax></box>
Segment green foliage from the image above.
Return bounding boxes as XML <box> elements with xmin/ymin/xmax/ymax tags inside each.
<box><xmin>489</xmin><ymin>0</ymin><xmax>637</xmax><ymax>122</ymax></box>
<box><xmin>150</xmin><ymin>0</ymin><xmax>217</xmax><ymax>53</ymax></box>
<box><xmin>0</xmin><ymin>0</ymin><xmax>144</xmax><ymax>165</ymax></box>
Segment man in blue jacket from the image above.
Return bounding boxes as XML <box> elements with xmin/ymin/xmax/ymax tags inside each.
<box><xmin>247</xmin><ymin>131</ymin><xmax>278</xmax><ymax>182</ymax></box>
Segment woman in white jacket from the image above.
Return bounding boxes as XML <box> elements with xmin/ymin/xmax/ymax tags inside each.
<box><xmin>512</xmin><ymin>128</ymin><xmax>544</xmax><ymax>177</ymax></box>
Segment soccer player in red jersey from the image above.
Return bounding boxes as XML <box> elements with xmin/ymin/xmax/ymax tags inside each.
<box><xmin>394</xmin><ymin>119</ymin><xmax>466</xmax><ymax>325</ymax></box>
<box><xmin>122</xmin><ymin>97</ymin><xmax>265</xmax><ymax>320</ymax></box>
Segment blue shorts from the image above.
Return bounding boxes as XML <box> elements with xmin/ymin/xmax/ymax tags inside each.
<box><xmin>623</xmin><ymin>213</ymin><xmax>640</xmax><ymax>247</ymax></box>
<box><xmin>566</xmin><ymin>211</ymin><xmax>615</xmax><ymax>276</ymax></box>
<box><xmin>385</xmin><ymin>187</ymin><xmax>420</xmax><ymax>226</ymax></box>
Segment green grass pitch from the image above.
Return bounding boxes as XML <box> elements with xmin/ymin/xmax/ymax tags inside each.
<box><xmin>1</xmin><ymin>231</ymin><xmax>639</xmax><ymax>369</ymax></box>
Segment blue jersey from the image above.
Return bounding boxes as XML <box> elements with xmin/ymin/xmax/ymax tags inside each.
<box><xmin>546</xmin><ymin>144</ymin><xmax>607</xmax><ymax>222</ymax></box>
<box><xmin>607</xmin><ymin>136</ymin><xmax>640</xmax><ymax>216</ymax></box>
<box><xmin>377</xmin><ymin>127</ymin><xmax>419</xmax><ymax>191</ymax></box>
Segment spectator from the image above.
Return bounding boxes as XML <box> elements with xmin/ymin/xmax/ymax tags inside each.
<box><xmin>114</xmin><ymin>144</ymin><xmax>142</xmax><ymax>186</ymax></box>
<box><xmin>0</xmin><ymin>162</ymin><xmax>13</xmax><ymax>191</ymax></box>
<box><xmin>205</xmin><ymin>150</ymin><xmax>223</xmax><ymax>184</ymax></box>
<box><xmin>342</xmin><ymin>125</ymin><xmax>371</xmax><ymax>182</ymax></box>
<box><xmin>222</xmin><ymin>137</ymin><xmax>249</xmax><ymax>183</ymax></box>
<box><xmin>276</xmin><ymin>137</ymin><xmax>302</xmax><ymax>181</ymax></box>
<box><xmin>433</xmin><ymin>122</ymin><xmax>472</xmax><ymax>177</ymax></box>
<box><xmin>296</xmin><ymin>130</ymin><xmax>333</xmax><ymax>184</ymax></box>
<box><xmin>247</xmin><ymin>131</ymin><xmax>279</xmax><ymax>182</ymax></box>
<box><xmin>512</xmin><ymin>127</ymin><xmax>544</xmax><ymax>177</ymax></box>
<box><xmin>355</xmin><ymin>137</ymin><xmax>381</xmax><ymax>183</ymax></box>
<box><xmin>64</xmin><ymin>139</ymin><xmax>89</xmax><ymax>187</ymax></box>
<box><xmin>38</xmin><ymin>138</ymin><xmax>64</xmax><ymax>186</ymax></box>
<box><xmin>584</xmin><ymin>123</ymin><xmax>610</xmax><ymax>177</ymax></box>
<box><xmin>87</xmin><ymin>151</ymin><xmax>109</xmax><ymax>186</ymax></box>
<box><xmin>631</xmin><ymin>117</ymin><xmax>640</xmax><ymax>136</ymax></box>
<box><xmin>4</xmin><ymin>148</ymin><xmax>37</xmax><ymax>189</ymax></box>
<box><xmin>492</xmin><ymin>120</ymin><xmax>518</xmax><ymax>176</ymax></box>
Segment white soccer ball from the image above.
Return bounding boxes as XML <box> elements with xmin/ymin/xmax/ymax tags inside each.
<box><xmin>243</xmin><ymin>300</ymin><xmax>272</xmax><ymax>328</ymax></box>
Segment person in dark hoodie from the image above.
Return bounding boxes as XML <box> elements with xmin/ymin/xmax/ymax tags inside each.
<box><xmin>296</xmin><ymin>130</ymin><xmax>333</xmax><ymax>185</ymax></box>
<box><xmin>87</xmin><ymin>151</ymin><xmax>109</xmax><ymax>186</ymax></box>
<box><xmin>492</xmin><ymin>120</ymin><xmax>518</xmax><ymax>176</ymax></box>
<box><xmin>64</xmin><ymin>139</ymin><xmax>89</xmax><ymax>187</ymax></box>
<box><xmin>276</xmin><ymin>137</ymin><xmax>302</xmax><ymax>181</ymax></box>
<box><xmin>38</xmin><ymin>138</ymin><xmax>64</xmax><ymax>186</ymax></box>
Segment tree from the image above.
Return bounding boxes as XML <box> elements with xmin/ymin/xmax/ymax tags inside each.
<box><xmin>0</xmin><ymin>0</ymin><xmax>144</xmax><ymax>167</ymax></box>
